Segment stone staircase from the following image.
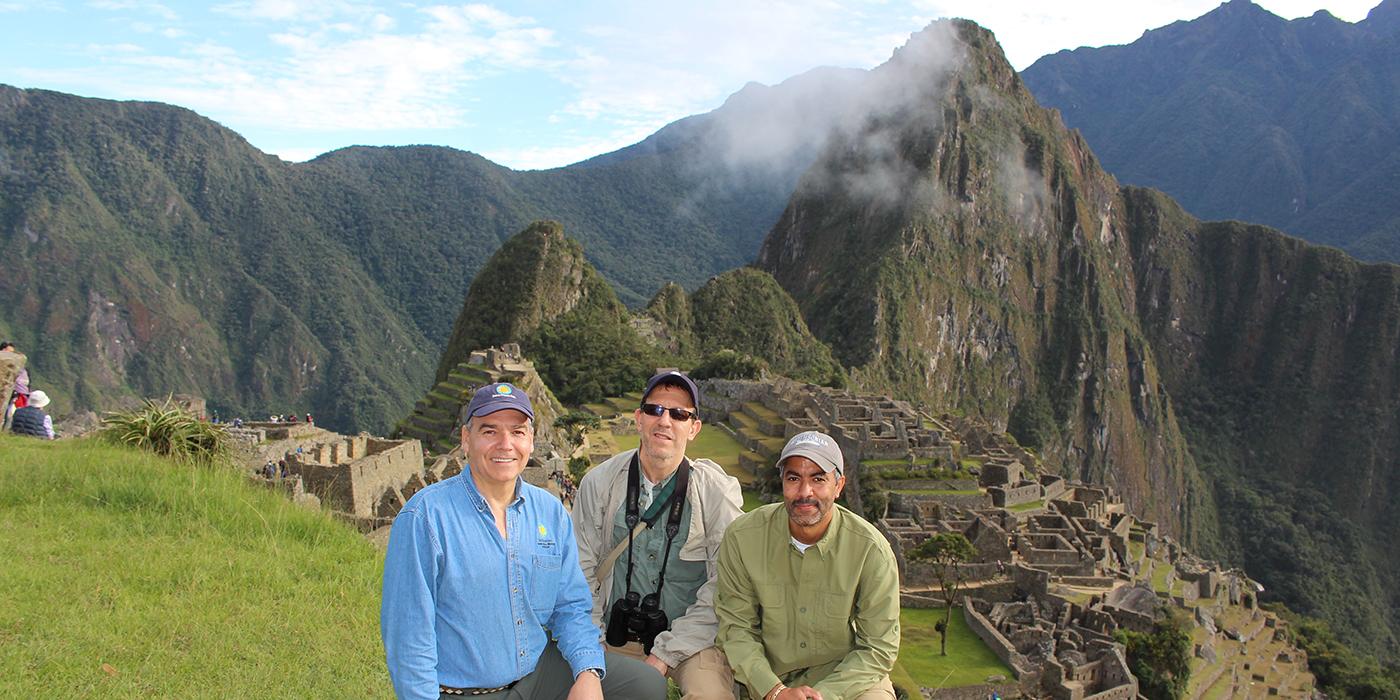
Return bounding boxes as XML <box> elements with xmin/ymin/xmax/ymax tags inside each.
<box><xmin>728</xmin><ymin>401</ymin><xmax>788</xmax><ymax>475</ymax></box>
<box><xmin>394</xmin><ymin>362</ymin><xmax>496</xmax><ymax>454</ymax></box>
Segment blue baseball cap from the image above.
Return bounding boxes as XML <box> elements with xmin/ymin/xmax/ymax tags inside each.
<box><xmin>643</xmin><ymin>370</ymin><xmax>700</xmax><ymax>410</ymax></box>
<box><xmin>466</xmin><ymin>382</ymin><xmax>534</xmax><ymax>420</ymax></box>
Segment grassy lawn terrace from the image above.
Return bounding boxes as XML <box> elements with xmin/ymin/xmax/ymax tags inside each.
<box><xmin>891</xmin><ymin>489</ymin><xmax>983</xmax><ymax>496</ymax></box>
<box><xmin>741</xmin><ymin>490</ymin><xmax>768</xmax><ymax>513</ymax></box>
<box><xmin>581</xmin><ymin>402</ymin><xmax>617</xmax><ymax>417</ymax></box>
<box><xmin>1149</xmin><ymin>559</ymin><xmax>1173</xmax><ymax>595</ymax></box>
<box><xmin>740</xmin><ymin>401</ymin><xmax>782</xmax><ymax>424</ymax></box>
<box><xmin>600</xmin><ymin>423</ymin><xmax>753</xmax><ymax>485</ymax></box>
<box><xmin>897</xmin><ymin>607</ymin><xmax>1014</xmax><ymax>691</ymax></box>
<box><xmin>1007</xmin><ymin>500</ymin><xmax>1045</xmax><ymax>512</ymax></box>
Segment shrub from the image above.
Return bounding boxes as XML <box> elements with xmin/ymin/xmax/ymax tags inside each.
<box><xmin>690</xmin><ymin>349</ymin><xmax>768</xmax><ymax>381</ymax></box>
<box><xmin>100</xmin><ymin>397</ymin><xmax>230</xmax><ymax>463</ymax></box>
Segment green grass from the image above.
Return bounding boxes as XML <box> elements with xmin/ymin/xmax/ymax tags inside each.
<box><xmin>741</xmin><ymin>490</ymin><xmax>770</xmax><ymax>513</ymax></box>
<box><xmin>1150</xmin><ymin>559</ymin><xmax>1173</xmax><ymax>594</ymax></box>
<box><xmin>897</xmin><ymin>607</ymin><xmax>1014</xmax><ymax>689</ymax></box>
<box><xmin>0</xmin><ymin>435</ymin><xmax>389</xmax><ymax>698</ymax></box>
<box><xmin>606</xmin><ymin>424</ymin><xmax>753</xmax><ymax>485</ymax></box>
<box><xmin>1007</xmin><ymin>500</ymin><xmax>1045</xmax><ymax>512</ymax></box>
<box><xmin>891</xmin><ymin>489</ymin><xmax>982</xmax><ymax>496</ymax></box>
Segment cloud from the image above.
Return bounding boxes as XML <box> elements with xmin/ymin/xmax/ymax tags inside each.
<box><xmin>210</xmin><ymin>0</ymin><xmax>372</xmax><ymax>22</ymax></box>
<box><xmin>540</xmin><ymin>1</ymin><xmax>924</xmax><ymax>159</ymax></box>
<box><xmin>88</xmin><ymin>0</ymin><xmax>177</xmax><ymax>20</ymax></box>
<box><xmin>25</xmin><ymin>4</ymin><xmax>556</xmax><ymax>133</ymax></box>
<box><xmin>481</xmin><ymin>125</ymin><xmax>658</xmax><ymax>170</ymax></box>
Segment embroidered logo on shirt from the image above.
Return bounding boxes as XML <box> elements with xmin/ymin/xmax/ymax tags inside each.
<box><xmin>538</xmin><ymin>524</ymin><xmax>547</xmax><ymax>537</ymax></box>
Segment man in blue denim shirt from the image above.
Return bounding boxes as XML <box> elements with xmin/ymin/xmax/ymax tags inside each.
<box><xmin>382</xmin><ymin>383</ymin><xmax>667</xmax><ymax>700</ymax></box>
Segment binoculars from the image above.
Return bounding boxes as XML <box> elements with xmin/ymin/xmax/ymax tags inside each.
<box><xmin>604</xmin><ymin>591</ymin><xmax>669</xmax><ymax>653</ymax></box>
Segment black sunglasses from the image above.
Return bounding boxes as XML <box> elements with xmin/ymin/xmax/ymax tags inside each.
<box><xmin>639</xmin><ymin>403</ymin><xmax>698</xmax><ymax>422</ymax></box>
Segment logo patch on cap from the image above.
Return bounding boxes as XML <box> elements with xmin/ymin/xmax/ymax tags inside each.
<box><xmin>791</xmin><ymin>433</ymin><xmax>831</xmax><ymax>448</ymax></box>
<box><xmin>496</xmin><ymin>384</ymin><xmax>513</xmax><ymax>395</ymax></box>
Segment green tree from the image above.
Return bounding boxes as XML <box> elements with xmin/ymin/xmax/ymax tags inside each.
<box><xmin>554</xmin><ymin>409</ymin><xmax>602</xmax><ymax>450</ymax></box>
<box><xmin>1114</xmin><ymin>608</ymin><xmax>1192</xmax><ymax>700</ymax></box>
<box><xmin>909</xmin><ymin>532</ymin><xmax>977</xmax><ymax>655</ymax></box>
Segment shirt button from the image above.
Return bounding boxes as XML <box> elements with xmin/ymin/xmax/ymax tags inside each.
<box><xmin>519</xmin><ymin>650</ymin><xmax>526</xmax><ymax>657</ymax></box>
<box><xmin>516</xmin><ymin>619</ymin><xmax>522</xmax><ymax>625</ymax></box>
<box><xmin>800</xmin><ymin>642</ymin><xmax>807</xmax><ymax>648</ymax></box>
<box><xmin>800</xmin><ymin>607</ymin><xmax>807</xmax><ymax>613</ymax></box>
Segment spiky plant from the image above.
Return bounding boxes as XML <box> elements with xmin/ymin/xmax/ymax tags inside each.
<box><xmin>100</xmin><ymin>397</ymin><xmax>229</xmax><ymax>463</ymax></box>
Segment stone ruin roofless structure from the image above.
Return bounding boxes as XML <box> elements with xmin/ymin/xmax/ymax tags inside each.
<box><xmin>698</xmin><ymin>377</ymin><xmax>1314</xmax><ymax>699</ymax></box>
<box><xmin>233</xmin><ymin>345</ymin><xmax>562</xmax><ymax>533</ymax></box>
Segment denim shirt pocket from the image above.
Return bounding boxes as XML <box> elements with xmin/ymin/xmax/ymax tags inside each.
<box><xmin>528</xmin><ymin>550</ymin><xmax>564</xmax><ymax>617</ymax></box>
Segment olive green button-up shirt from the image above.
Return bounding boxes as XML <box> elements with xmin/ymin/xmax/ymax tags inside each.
<box><xmin>716</xmin><ymin>503</ymin><xmax>900</xmax><ymax>700</ymax></box>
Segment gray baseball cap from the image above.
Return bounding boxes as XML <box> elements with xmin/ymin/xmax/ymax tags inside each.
<box><xmin>778</xmin><ymin>430</ymin><xmax>844</xmax><ymax>476</ymax></box>
<box><xmin>465</xmin><ymin>382</ymin><xmax>534</xmax><ymax>420</ymax></box>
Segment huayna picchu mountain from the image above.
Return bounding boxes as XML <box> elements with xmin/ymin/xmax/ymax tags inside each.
<box><xmin>759</xmin><ymin>18</ymin><xmax>1400</xmax><ymax>657</ymax></box>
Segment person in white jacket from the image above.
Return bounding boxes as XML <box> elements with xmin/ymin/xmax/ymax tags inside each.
<box><xmin>574</xmin><ymin>370</ymin><xmax>743</xmax><ymax>699</ymax></box>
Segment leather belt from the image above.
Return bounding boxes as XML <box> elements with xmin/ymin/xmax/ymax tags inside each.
<box><xmin>440</xmin><ymin>680</ymin><xmax>518</xmax><ymax>696</ymax></box>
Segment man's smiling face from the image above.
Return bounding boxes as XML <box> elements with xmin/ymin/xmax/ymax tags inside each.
<box><xmin>462</xmin><ymin>409</ymin><xmax>534</xmax><ymax>489</ymax></box>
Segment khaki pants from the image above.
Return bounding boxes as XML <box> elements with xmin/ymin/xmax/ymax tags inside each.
<box><xmin>611</xmin><ymin>642</ymin><xmax>736</xmax><ymax>700</ymax></box>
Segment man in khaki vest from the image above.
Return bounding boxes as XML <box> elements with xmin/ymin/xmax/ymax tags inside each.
<box><xmin>574</xmin><ymin>370</ymin><xmax>744</xmax><ymax>699</ymax></box>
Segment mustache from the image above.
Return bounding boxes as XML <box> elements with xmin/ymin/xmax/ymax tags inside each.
<box><xmin>790</xmin><ymin>498</ymin><xmax>820</xmax><ymax>508</ymax></box>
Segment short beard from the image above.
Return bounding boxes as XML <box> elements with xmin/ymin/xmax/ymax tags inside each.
<box><xmin>786</xmin><ymin>498</ymin><xmax>824</xmax><ymax>527</ymax></box>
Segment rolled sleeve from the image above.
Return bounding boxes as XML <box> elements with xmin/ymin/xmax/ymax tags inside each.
<box><xmin>381</xmin><ymin>508</ymin><xmax>443</xmax><ymax>700</ymax></box>
<box><xmin>716</xmin><ymin>526</ymin><xmax>781</xmax><ymax>698</ymax></box>
<box><xmin>811</xmin><ymin>545</ymin><xmax>901</xmax><ymax>700</ymax></box>
<box><xmin>548</xmin><ymin>508</ymin><xmax>608</xmax><ymax>678</ymax></box>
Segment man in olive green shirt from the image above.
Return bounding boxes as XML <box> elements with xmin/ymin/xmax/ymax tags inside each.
<box><xmin>716</xmin><ymin>431</ymin><xmax>900</xmax><ymax>700</ymax></box>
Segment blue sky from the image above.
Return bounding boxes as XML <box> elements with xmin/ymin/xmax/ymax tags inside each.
<box><xmin>0</xmin><ymin>1</ymin><xmax>1378</xmax><ymax>169</ymax></box>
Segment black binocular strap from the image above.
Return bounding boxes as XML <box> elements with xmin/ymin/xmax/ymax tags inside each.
<box><xmin>621</xmin><ymin>454</ymin><xmax>692</xmax><ymax>599</ymax></box>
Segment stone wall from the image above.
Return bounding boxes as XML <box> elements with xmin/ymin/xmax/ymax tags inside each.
<box><xmin>925</xmin><ymin>683</ymin><xmax>1020</xmax><ymax>700</ymax></box>
<box><xmin>962</xmin><ymin>599</ymin><xmax>1033</xmax><ymax>678</ymax></box>
<box><xmin>990</xmin><ymin>483</ymin><xmax>1042</xmax><ymax>507</ymax></box>
<box><xmin>292</xmin><ymin>438</ymin><xmax>424</xmax><ymax>522</ymax></box>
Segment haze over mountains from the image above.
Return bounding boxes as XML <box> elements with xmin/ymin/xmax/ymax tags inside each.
<box><xmin>7</xmin><ymin>2</ymin><xmax>1400</xmax><ymax>660</ymax></box>
<box><xmin>1023</xmin><ymin>0</ymin><xmax>1400</xmax><ymax>262</ymax></box>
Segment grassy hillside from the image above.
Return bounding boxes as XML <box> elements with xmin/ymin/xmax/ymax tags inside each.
<box><xmin>0</xmin><ymin>435</ymin><xmax>389</xmax><ymax>697</ymax></box>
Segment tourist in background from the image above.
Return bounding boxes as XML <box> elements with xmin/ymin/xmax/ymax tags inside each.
<box><xmin>716</xmin><ymin>430</ymin><xmax>900</xmax><ymax>700</ymax></box>
<box><xmin>10</xmin><ymin>389</ymin><xmax>54</xmax><ymax>440</ymax></box>
<box><xmin>573</xmin><ymin>370</ymin><xmax>743</xmax><ymax>699</ymax></box>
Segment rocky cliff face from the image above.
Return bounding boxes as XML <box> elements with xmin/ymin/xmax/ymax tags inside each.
<box><xmin>758</xmin><ymin>20</ymin><xmax>1209</xmax><ymax>541</ymax></box>
<box><xmin>1124</xmin><ymin>187</ymin><xmax>1400</xmax><ymax>653</ymax></box>
<box><xmin>758</xmin><ymin>18</ymin><xmax>1400</xmax><ymax>656</ymax></box>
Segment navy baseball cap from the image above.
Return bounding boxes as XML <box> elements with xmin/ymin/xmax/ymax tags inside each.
<box><xmin>466</xmin><ymin>382</ymin><xmax>534</xmax><ymax>420</ymax></box>
<box><xmin>643</xmin><ymin>370</ymin><xmax>700</xmax><ymax>410</ymax></box>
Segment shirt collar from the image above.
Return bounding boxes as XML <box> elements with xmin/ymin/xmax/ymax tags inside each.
<box><xmin>461</xmin><ymin>465</ymin><xmax>524</xmax><ymax>512</ymax></box>
<box><xmin>775</xmin><ymin>501</ymin><xmax>842</xmax><ymax>556</ymax></box>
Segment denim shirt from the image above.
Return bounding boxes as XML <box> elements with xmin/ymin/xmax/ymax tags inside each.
<box><xmin>381</xmin><ymin>469</ymin><xmax>605</xmax><ymax>700</ymax></box>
